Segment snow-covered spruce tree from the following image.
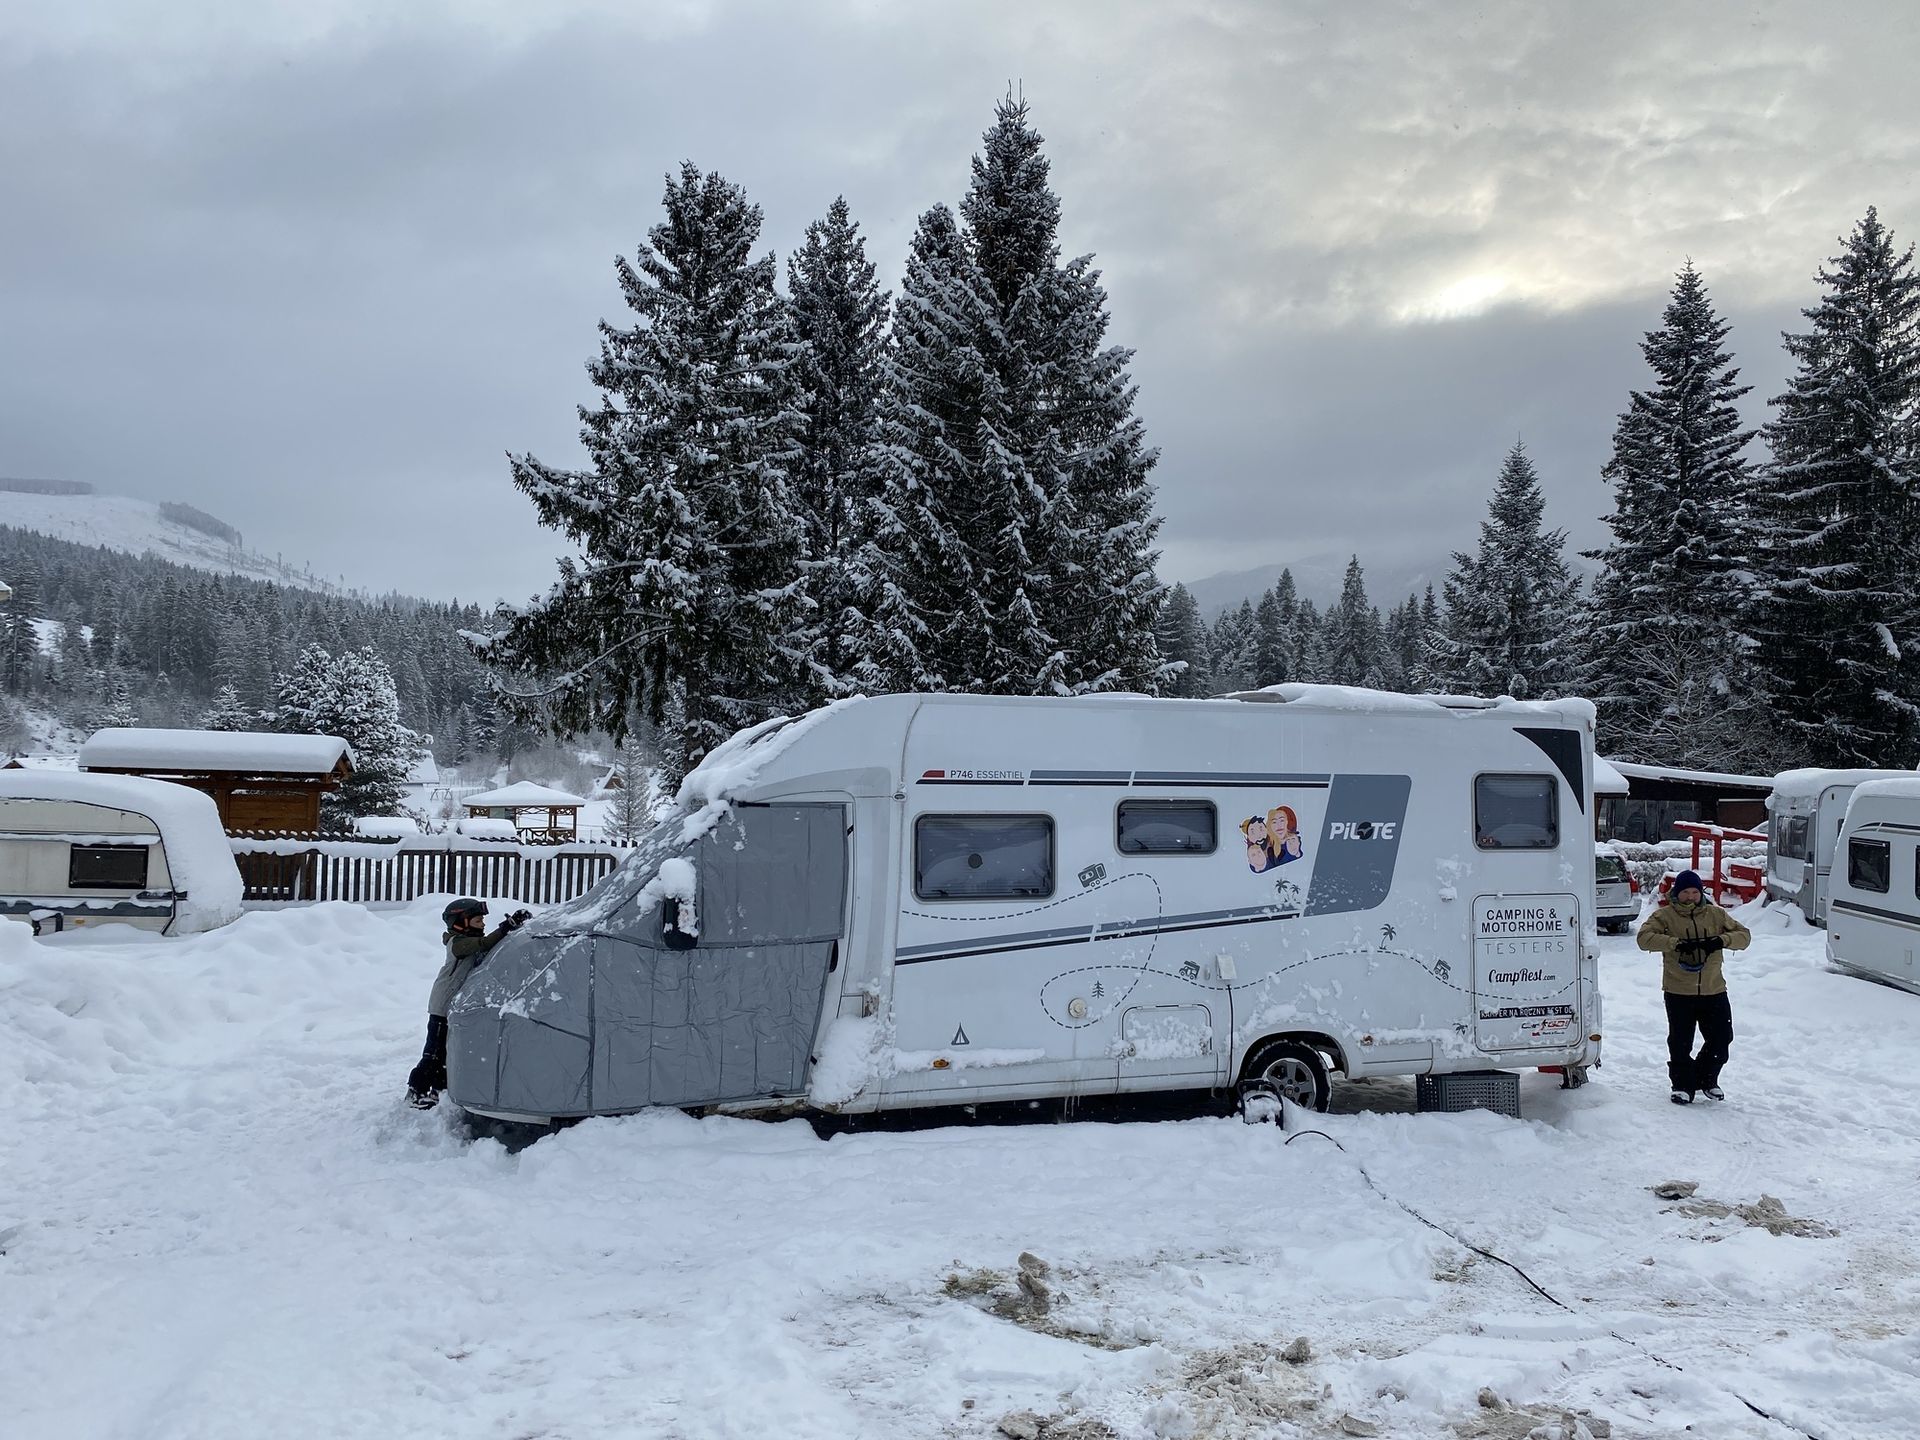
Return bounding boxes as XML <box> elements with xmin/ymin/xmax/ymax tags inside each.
<box><xmin>1408</xmin><ymin>586</ymin><xmax>1443</xmax><ymax>690</ymax></box>
<box><xmin>1321</xmin><ymin>558</ymin><xmax>1387</xmax><ymax>687</ymax></box>
<box><xmin>4</xmin><ymin>565</ymin><xmax>40</xmax><ymax>693</ymax></box>
<box><xmin>1750</xmin><ymin>209</ymin><xmax>1920</xmax><ymax>767</ymax></box>
<box><xmin>1251</xmin><ymin>576</ymin><xmax>1295</xmax><ymax>689</ymax></box>
<box><xmin>1207</xmin><ymin>600</ymin><xmax>1257</xmax><ymax>693</ymax></box>
<box><xmin>961</xmin><ymin>97</ymin><xmax>1163</xmax><ymax>693</ymax></box>
<box><xmin>273</xmin><ymin>643</ymin><xmax>336</xmax><ymax>735</ymax></box>
<box><xmin>476</xmin><ymin>164</ymin><xmax>806</xmax><ymax>783</ymax></box>
<box><xmin>787</xmin><ymin>197</ymin><xmax>890</xmax><ymax>706</ymax></box>
<box><xmin>199</xmin><ymin>683</ymin><xmax>252</xmax><ymax>731</ymax></box>
<box><xmin>1585</xmin><ymin>262</ymin><xmax>1763</xmax><ymax>763</ymax></box>
<box><xmin>1154</xmin><ymin>582</ymin><xmax>1212</xmax><ymax>697</ymax></box>
<box><xmin>315</xmin><ymin>647</ymin><xmax>416</xmax><ymax>822</ymax></box>
<box><xmin>604</xmin><ymin>729</ymin><xmax>655</xmax><ymax>843</ymax></box>
<box><xmin>864</xmin><ymin>204</ymin><xmax>988</xmax><ymax>693</ymax></box>
<box><xmin>1428</xmin><ymin>444</ymin><xmax>1581</xmax><ymax>699</ymax></box>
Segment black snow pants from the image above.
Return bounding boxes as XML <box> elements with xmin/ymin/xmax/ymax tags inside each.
<box><xmin>407</xmin><ymin>1015</ymin><xmax>449</xmax><ymax>1100</ymax></box>
<box><xmin>1664</xmin><ymin>991</ymin><xmax>1733</xmax><ymax>1093</ymax></box>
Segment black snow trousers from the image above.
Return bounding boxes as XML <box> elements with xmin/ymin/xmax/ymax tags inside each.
<box><xmin>407</xmin><ymin>1015</ymin><xmax>450</xmax><ymax>1100</ymax></box>
<box><xmin>1664</xmin><ymin>991</ymin><xmax>1733</xmax><ymax>1093</ymax></box>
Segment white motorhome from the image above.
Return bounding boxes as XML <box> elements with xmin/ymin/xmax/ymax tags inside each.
<box><xmin>448</xmin><ymin>688</ymin><xmax>1603</xmax><ymax>1123</ymax></box>
<box><xmin>1825</xmin><ymin>778</ymin><xmax>1920</xmax><ymax>994</ymax></box>
<box><xmin>0</xmin><ymin>770</ymin><xmax>245</xmax><ymax>934</ymax></box>
<box><xmin>1766</xmin><ymin>769</ymin><xmax>1913</xmax><ymax>926</ymax></box>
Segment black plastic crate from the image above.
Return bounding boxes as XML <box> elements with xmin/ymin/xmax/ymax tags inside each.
<box><xmin>1415</xmin><ymin>1069</ymin><xmax>1520</xmax><ymax>1118</ymax></box>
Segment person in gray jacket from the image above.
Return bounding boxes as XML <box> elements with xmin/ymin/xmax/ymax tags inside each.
<box><xmin>406</xmin><ymin>897</ymin><xmax>530</xmax><ymax>1108</ymax></box>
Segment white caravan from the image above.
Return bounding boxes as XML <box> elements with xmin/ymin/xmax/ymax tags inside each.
<box><xmin>1825</xmin><ymin>777</ymin><xmax>1920</xmax><ymax>994</ymax></box>
<box><xmin>448</xmin><ymin>688</ymin><xmax>1603</xmax><ymax>1123</ymax></box>
<box><xmin>1767</xmin><ymin>768</ymin><xmax>1913</xmax><ymax>926</ymax></box>
<box><xmin>0</xmin><ymin>770</ymin><xmax>245</xmax><ymax>934</ymax></box>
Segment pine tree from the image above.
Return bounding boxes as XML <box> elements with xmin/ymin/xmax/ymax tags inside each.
<box><xmin>605</xmin><ymin>730</ymin><xmax>655</xmax><ymax>843</ymax></box>
<box><xmin>960</xmin><ymin>96</ymin><xmax>1163</xmax><ymax>694</ymax></box>
<box><xmin>866</xmin><ymin>205</ymin><xmax>986</xmax><ymax>692</ymax></box>
<box><xmin>1751</xmin><ymin>209</ymin><xmax>1920</xmax><ymax>767</ymax></box>
<box><xmin>4</xmin><ymin>565</ymin><xmax>40</xmax><ymax>693</ymax></box>
<box><xmin>1321</xmin><ymin>557</ymin><xmax>1385</xmax><ymax>687</ymax></box>
<box><xmin>1154</xmin><ymin>583</ymin><xmax>1211</xmax><ymax>697</ymax></box>
<box><xmin>319</xmin><ymin>647</ymin><xmax>417</xmax><ymax>821</ymax></box>
<box><xmin>1587</xmin><ymin>262</ymin><xmax>1762</xmax><ymax>761</ymax></box>
<box><xmin>1252</xmin><ymin>575</ymin><xmax>1295</xmax><ymax>688</ymax></box>
<box><xmin>95</xmin><ymin>668</ymin><xmax>138</xmax><ymax>728</ymax></box>
<box><xmin>477</xmin><ymin>163</ymin><xmax>806</xmax><ymax>782</ymax></box>
<box><xmin>1429</xmin><ymin>445</ymin><xmax>1581</xmax><ymax>699</ymax></box>
<box><xmin>787</xmin><ymin>197</ymin><xmax>890</xmax><ymax>706</ymax></box>
<box><xmin>1207</xmin><ymin>600</ymin><xmax>1258</xmax><ymax>692</ymax></box>
<box><xmin>200</xmin><ymin>683</ymin><xmax>252</xmax><ymax>731</ymax></box>
<box><xmin>274</xmin><ymin>643</ymin><xmax>337</xmax><ymax>734</ymax></box>
<box><xmin>1288</xmin><ymin>597</ymin><xmax>1324</xmax><ymax>684</ymax></box>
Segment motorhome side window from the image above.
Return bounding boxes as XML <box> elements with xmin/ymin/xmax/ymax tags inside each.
<box><xmin>1849</xmin><ymin>838</ymin><xmax>1891</xmax><ymax>894</ymax></box>
<box><xmin>1116</xmin><ymin>799</ymin><xmax>1217</xmax><ymax>855</ymax></box>
<box><xmin>68</xmin><ymin>845</ymin><xmax>148</xmax><ymax>889</ymax></box>
<box><xmin>914</xmin><ymin>815</ymin><xmax>1054</xmax><ymax>900</ymax></box>
<box><xmin>1473</xmin><ymin>775</ymin><xmax>1557</xmax><ymax>849</ymax></box>
<box><xmin>1784</xmin><ymin>816</ymin><xmax>1810</xmax><ymax>860</ymax></box>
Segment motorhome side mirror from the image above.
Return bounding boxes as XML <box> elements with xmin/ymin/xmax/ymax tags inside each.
<box><xmin>660</xmin><ymin>898</ymin><xmax>696</xmax><ymax>951</ymax></box>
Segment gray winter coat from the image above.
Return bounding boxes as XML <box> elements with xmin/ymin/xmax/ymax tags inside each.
<box><xmin>428</xmin><ymin>927</ymin><xmax>507</xmax><ymax>1018</ymax></box>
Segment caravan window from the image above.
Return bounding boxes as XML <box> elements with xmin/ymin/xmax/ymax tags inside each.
<box><xmin>1474</xmin><ymin>775</ymin><xmax>1557</xmax><ymax>849</ymax></box>
<box><xmin>1117</xmin><ymin>799</ymin><xmax>1217</xmax><ymax>855</ymax></box>
<box><xmin>1784</xmin><ymin>816</ymin><xmax>1810</xmax><ymax>861</ymax></box>
<box><xmin>914</xmin><ymin>815</ymin><xmax>1054</xmax><ymax>900</ymax></box>
<box><xmin>1849</xmin><ymin>838</ymin><xmax>1890</xmax><ymax>894</ymax></box>
<box><xmin>68</xmin><ymin>844</ymin><xmax>149</xmax><ymax>890</ymax></box>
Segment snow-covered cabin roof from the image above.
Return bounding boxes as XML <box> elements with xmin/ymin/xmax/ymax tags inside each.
<box><xmin>0</xmin><ymin>769</ymin><xmax>243</xmax><ymax>931</ymax></box>
<box><xmin>1593</xmin><ymin>755</ymin><xmax>1629</xmax><ymax>796</ymax></box>
<box><xmin>1768</xmin><ymin>767</ymin><xmax>1913</xmax><ymax>806</ymax></box>
<box><xmin>404</xmin><ymin>752</ymin><xmax>439</xmax><ymax>787</ymax></box>
<box><xmin>3</xmin><ymin>753</ymin><xmax>79</xmax><ymax>772</ymax></box>
<box><xmin>1605</xmin><ymin>760</ymin><xmax>1773</xmax><ymax>792</ymax></box>
<box><xmin>80</xmin><ymin>728</ymin><xmax>354</xmax><ymax>777</ymax></box>
<box><xmin>463</xmin><ymin>781</ymin><xmax>586</xmax><ymax>809</ymax></box>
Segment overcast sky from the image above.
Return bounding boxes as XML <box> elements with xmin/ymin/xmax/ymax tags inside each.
<box><xmin>4</xmin><ymin>1</ymin><xmax>1917</xmax><ymax>608</ymax></box>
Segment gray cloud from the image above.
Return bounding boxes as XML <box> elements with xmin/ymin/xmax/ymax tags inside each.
<box><xmin>1</xmin><ymin>1</ymin><xmax>1914</xmax><ymax>605</ymax></box>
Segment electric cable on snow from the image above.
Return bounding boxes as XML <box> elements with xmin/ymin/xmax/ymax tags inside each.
<box><xmin>1281</xmin><ymin>1125</ymin><xmax>1826</xmax><ymax>1440</ymax></box>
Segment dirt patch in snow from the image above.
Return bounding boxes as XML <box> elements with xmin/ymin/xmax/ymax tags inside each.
<box><xmin>1650</xmin><ymin>1180</ymin><xmax>1836</xmax><ymax>1237</ymax></box>
<box><xmin>944</xmin><ymin>1252</ymin><xmax>1140</xmax><ymax>1351</ymax></box>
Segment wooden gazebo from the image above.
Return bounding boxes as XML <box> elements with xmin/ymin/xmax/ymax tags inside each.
<box><xmin>464</xmin><ymin>781</ymin><xmax>587</xmax><ymax>845</ymax></box>
<box><xmin>79</xmin><ymin>728</ymin><xmax>353</xmax><ymax>833</ymax></box>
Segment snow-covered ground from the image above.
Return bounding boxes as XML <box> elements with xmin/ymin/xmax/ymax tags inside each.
<box><xmin>5</xmin><ymin>901</ymin><xmax>1918</xmax><ymax>1440</ymax></box>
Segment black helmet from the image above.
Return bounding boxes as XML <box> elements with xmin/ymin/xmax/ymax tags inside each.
<box><xmin>442</xmin><ymin>897</ymin><xmax>488</xmax><ymax>929</ymax></box>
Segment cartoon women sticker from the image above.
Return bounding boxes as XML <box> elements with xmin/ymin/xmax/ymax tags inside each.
<box><xmin>1241</xmin><ymin>806</ymin><xmax>1306</xmax><ymax>873</ymax></box>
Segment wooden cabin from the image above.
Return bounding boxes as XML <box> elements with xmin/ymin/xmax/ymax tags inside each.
<box><xmin>78</xmin><ymin>728</ymin><xmax>353</xmax><ymax>833</ymax></box>
<box><xmin>463</xmin><ymin>782</ymin><xmax>586</xmax><ymax>845</ymax></box>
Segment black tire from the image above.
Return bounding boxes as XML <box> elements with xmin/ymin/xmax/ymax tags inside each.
<box><xmin>1240</xmin><ymin>1039</ymin><xmax>1332</xmax><ymax>1113</ymax></box>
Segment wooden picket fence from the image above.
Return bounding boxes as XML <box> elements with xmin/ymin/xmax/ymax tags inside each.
<box><xmin>230</xmin><ymin>833</ymin><xmax>629</xmax><ymax>905</ymax></box>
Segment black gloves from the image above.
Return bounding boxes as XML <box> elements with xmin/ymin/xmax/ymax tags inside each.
<box><xmin>1675</xmin><ymin>935</ymin><xmax>1724</xmax><ymax>956</ymax></box>
<box><xmin>500</xmin><ymin>909</ymin><xmax>533</xmax><ymax>933</ymax></box>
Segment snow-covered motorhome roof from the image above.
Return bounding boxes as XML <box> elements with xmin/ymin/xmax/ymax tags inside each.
<box><xmin>0</xmin><ymin>769</ymin><xmax>244</xmax><ymax>931</ymax></box>
<box><xmin>1768</xmin><ymin>767</ymin><xmax>1914</xmax><ymax>807</ymax></box>
<box><xmin>1593</xmin><ymin>756</ymin><xmax>1629</xmax><ymax>796</ymax></box>
<box><xmin>1843</xmin><ymin>777</ymin><xmax>1920</xmax><ymax>807</ymax></box>
<box><xmin>464</xmin><ymin>781</ymin><xmax>586</xmax><ymax>809</ymax></box>
<box><xmin>80</xmin><ymin>728</ymin><xmax>354</xmax><ymax>777</ymax></box>
<box><xmin>1232</xmin><ymin>683</ymin><xmax>1595</xmax><ymax>725</ymax></box>
<box><xmin>1606</xmin><ymin>760</ymin><xmax>1773</xmax><ymax>791</ymax></box>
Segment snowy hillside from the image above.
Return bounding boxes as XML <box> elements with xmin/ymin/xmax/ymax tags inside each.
<box><xmin>0</xmin><ymin>490</ymin><xmax>339</xmax><ymax>593</ymax></box>
<box><xmin>5</xmin><ymin>900</ymin><xmax>1916</xmax><ymax>1438</ymax></box>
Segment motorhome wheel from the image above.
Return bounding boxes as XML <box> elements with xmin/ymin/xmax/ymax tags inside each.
<box><xmin>1242</xmin><ymin>1041</ymin><xmax>1331</xmax><ymax>1113</ymax></box>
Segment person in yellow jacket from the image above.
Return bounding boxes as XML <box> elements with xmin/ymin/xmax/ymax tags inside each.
<box><xmin>1636</xmin><ymin>869</ymin><xmax>1751</xmax><ymax>1104</ymax></box>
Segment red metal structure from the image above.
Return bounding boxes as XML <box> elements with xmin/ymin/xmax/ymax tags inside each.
<box><xmin>1660</xmin><ymin>820</ymin><xmax>1769</xmax><ymax>907</ymax></box>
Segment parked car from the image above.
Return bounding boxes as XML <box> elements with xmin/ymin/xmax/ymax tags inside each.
<box><xmin>1595</xmin><ymin>845</ymin><xmax>1637</xmax><ymax>933</ymax></box>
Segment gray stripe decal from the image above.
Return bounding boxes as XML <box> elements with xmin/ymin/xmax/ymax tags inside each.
<box><xmin>1132</xmin><ymin>770</ymin><xmax>1330</xmax><ymax>785</ymax></box>
<box><xmin>1831</xmin><ymin>898</ymin><xmax>1920</xmax><ymax>931</ymax></box>
<box><xmin>896</xmin><ymin>902</ymin><xmax>1296</xmax><ymax>963</ymax></box>
<box><xmin>1029</xmin><ymin>769</ymin><xmax>1132</xmax><ymax>782</ymax></box>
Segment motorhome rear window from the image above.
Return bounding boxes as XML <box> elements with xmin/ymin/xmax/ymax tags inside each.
<box><xmin>68</xmin><ymin>844</ymin><xmax>148</xmax><ymax>890</ymax></box>
<box><xmin>1474</xmin><ymin>775</ymin><xmax>1557</xmax><ymax>849</ymax></box>
<box><xmin>914</xmin><ymin>815</ymin><xmax>1054</xmax><ymax>900</ymax></box>
<box><xmin>1116</xmin><ymin>799</ymin><xmax>1217</xmax><ymax>855</ymax></box>
<box><xmin>1849</xmin><ymin>838</ymin><xmax>1891</xmax><ymax>894</ymax></box>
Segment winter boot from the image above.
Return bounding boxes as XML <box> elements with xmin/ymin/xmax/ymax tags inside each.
<box><xmin>1702</xmin><ymin>1086</ymin><xmax>1725</xmax><ymax>1102</ymax></box>
<box><xmin>1669</xmin><ymin>1089</ymin><xmax>1693</xmax><ymax>1105</ymax></box>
